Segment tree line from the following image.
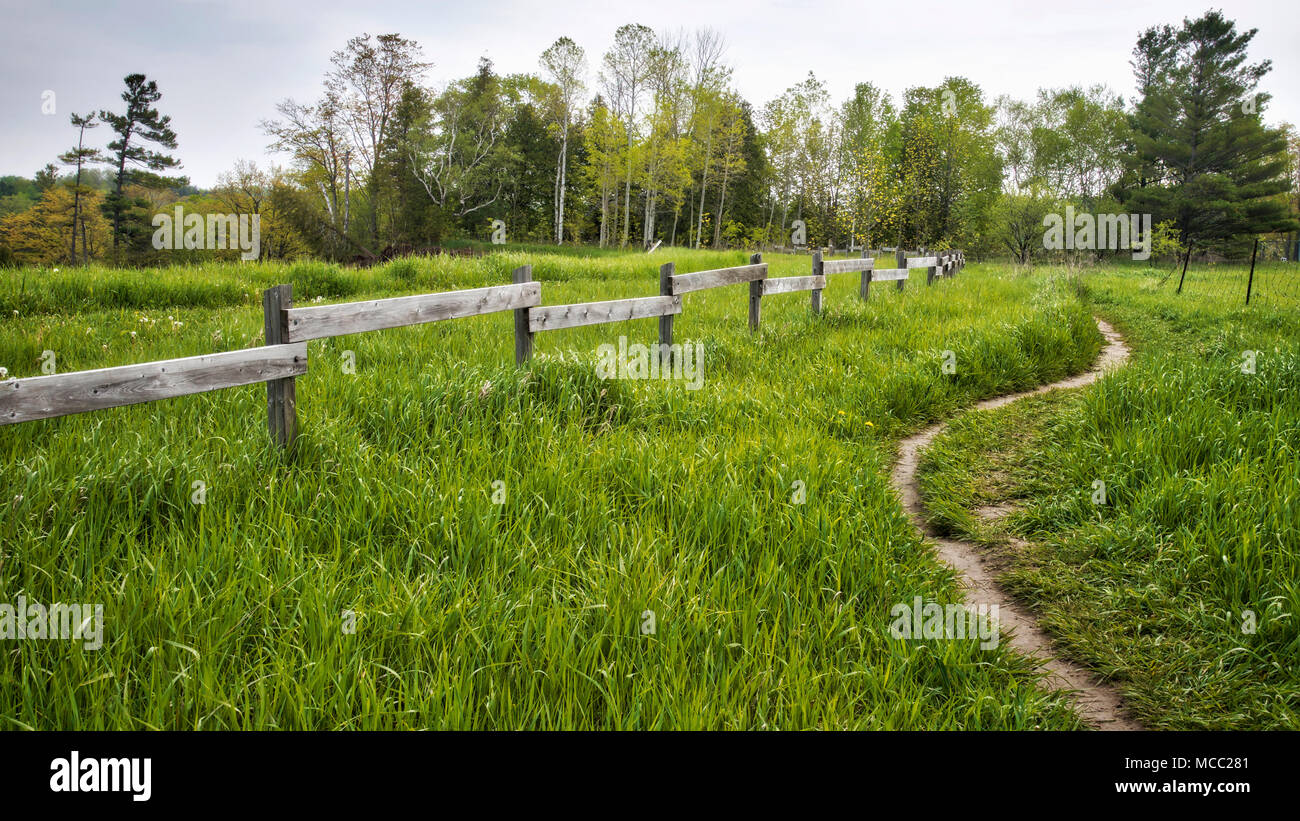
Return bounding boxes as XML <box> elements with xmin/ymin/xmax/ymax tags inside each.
<box><xmin>2</xmin><ymin>11</ymin><xmax>1296</xmax><ymax>267</ymax></box>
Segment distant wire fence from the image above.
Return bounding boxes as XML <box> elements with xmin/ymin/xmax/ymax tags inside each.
<box><xmin>1</xmin><ymin>249</ymin><xmax>964</xmax><ymax>455</ymax></box>
<box><xmin>1164</xmin><ymin>237</ymin><xmax>1300</xmax><ymax>307</ymax></box>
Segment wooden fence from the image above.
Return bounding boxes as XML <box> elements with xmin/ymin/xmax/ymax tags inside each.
<box><xmin>1</xmin><ymin>250</ymin><xmax>964</xmax><ymax>452</ymax></box>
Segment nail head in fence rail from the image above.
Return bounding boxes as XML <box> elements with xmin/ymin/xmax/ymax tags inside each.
<box><xmin>284</xmin><ymin>282</ymin><xmax>542</xmax><ymax>342</ymax></box>
<box><xmin>263</xmin><ymin>284</ymin><xmax>299</xmax><ymax>453</ymax></box>
<box><xmin>0</xmin><ymin>342</ymin><xmax>308</xmax><ymax>426</ymax></box>
<box><xmin>528</xmin><ymin>295</ymin><xmax>682</xmax><ymax>333</ymax></box>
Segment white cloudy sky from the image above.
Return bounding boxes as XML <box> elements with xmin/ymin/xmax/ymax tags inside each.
<box><xmin>1</xmin><ymin>0</ymin><xmax>1296</xmax><ymax>186</ymax></box>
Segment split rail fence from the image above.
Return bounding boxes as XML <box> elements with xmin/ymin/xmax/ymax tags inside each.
<box><xmin>1</xmin><ymin>250</ymin><xmax>963</xmax><ymax>452</ymax></box>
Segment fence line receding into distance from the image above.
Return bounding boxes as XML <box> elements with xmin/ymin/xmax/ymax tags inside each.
<box><xmin>0</xmin><ymin>250</ymin><xmax>964</xmax><ymax>451</ymax></box>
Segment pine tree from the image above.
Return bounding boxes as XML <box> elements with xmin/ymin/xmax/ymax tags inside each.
<box><xmin>1121</xmin><ymin>11</ymin><xmax>1296</xmax><ymax>262</ymax></box>
<box><xmin>99</xmin><ymin>74</ymin><xmax>182</xmax><ymax>262</ymax></box>
<box><xmin>33</xmin><ymin>164</ymin><xmax>59</xmax><ymax>192</ymax></box>
<box><xmin>58</xmin><ymin>112</ymin><xmax>102</xmax><ymax>264</ymax></box>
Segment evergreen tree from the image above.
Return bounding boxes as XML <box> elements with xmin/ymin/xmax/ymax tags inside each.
<box><xmin>1120</xmin><ymin>11</ymin><xmax>1296</xmax><ymax>259</ymax></box>
<box><xmin>502</xmin><ymin>100</ymin><xmax>558</xmax><ymax>241</ymax></box>
<box><xmin>377</xmin><ymin>82</ymin><xmax>444</xmax><ymax>244</ymax></box>
<box><xmin>58</xmin><ymin>112</ymin><xmax>103</xmax><ymax>264</ymax></box>
<box><xmin>726</xmin><ymin>101</ymin><xmax>771</xmax><ymax>245</ymax></box>
<box><xmin>99</xmin><ymin>74</ymin><xmax>183</xmax><ymax>262</ymax></box>
<box><xmin>33</xmin><ymin>164</ymin><xmax>59</xmax><ymax>192</ymax></box>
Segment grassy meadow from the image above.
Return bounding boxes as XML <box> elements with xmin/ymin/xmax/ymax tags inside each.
<box><xmin>918</xmin><ymin>264</ymin><xmax>1300</xmax><ymax>729</ymax></box>
<box><xmin>1</xmin><ymin>246</ymin><xmax>1112</xmax><ymax>730</ymax></box>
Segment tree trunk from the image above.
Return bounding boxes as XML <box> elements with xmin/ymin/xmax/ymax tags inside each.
<box><xmin>344</xmin><ymin>161</ymin><xmax>352</xmax><ymax>236</ymax></box>
<box><xmin>70</xmin><ymin>170</ymin><xmax>81</xmax><ymax>263</ymax></box>
<box><xmin>554</xmin><ymin>130</ymin><xmax>567</xmax><ymax>244</ymax></box>
<box><xmin>599</xmin><ymin>180</ymin><xmax>609</xmax><ymax>248</ymax></box>
<box><xmin>713</xmin><ymin>166</ymin><xmax>730</xmax><ymax>248</ymax></box>
<box><xmin>367</xmin><ymin>173</ymin><xmax>378</xmax><ymax>244</ymax></box>
<box><xmin>112</xmin><ymin>139</ymin><xmax>130</xmax><ymax>261</ymax></box>
<box><xmin>621</xmin><ymin>133</ymin><xmax>633</xmax><ymax>248</ymax></box>
<box><xmin>694</xmin><ymin>135</ymin><xmax>713</xmax><ymax>249</ymax></box>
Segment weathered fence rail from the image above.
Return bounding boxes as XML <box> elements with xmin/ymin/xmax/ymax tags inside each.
<box><xmin>285</xmin><ymin>282</ymin><xmax>541</xmax><ymax>342</ymax></box>
<box><xmin>762</xmin><ymin>275</ymin><xmax>825</xmax><ymax>296</ymax></box>
<box><xmin>528</xmin><ymin>295</ymin><xmax>681</xmax><ymax>332</ymax></box>
<box><xmin>906</xmin><ymin>250</ymin><xmax>964</xmax><ymax>285</ymax></box>
<box><xmin>0</xmin><ymin>248</ymin><xmax>966</xmax><ymax>450</ymax></box>
<box><xmin>821</xmin><ymin>257</ymin><xmax>876</xmax><ymax>275</ymax></box>
<box><xmin>0</xmin><ymin>343</ymin><xmax>308</xmax><ymax>425</ymax></box>
<box><xmin>667</xmin><ymin>262</ymin><xmax>768</xmax><ymax>294</ymax></box>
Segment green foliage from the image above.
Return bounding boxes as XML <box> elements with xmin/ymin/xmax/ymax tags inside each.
<box><xmin>1</xmin><ymin>249</ymin><xmax>1099</xmax><ymax>729</ymax></box>
<box><xmin>98</xmin><ymin>73</ymin><xmax>184</xmax><ymax>262</ymax></box>
<box><xmin>919</xmin><ymin>264</ymin><xmax>1300</xmax><ymax>728</ymax></box>
<box><xmin>1149</xmin><ymin>219</ymin><xmax>1185</xmax><ymax>262</ymax></box>
<box><xmin>993</xmin><ymin>188</ymin><xmax>1057</xmax><ymax>263</ymax></box>
<box><xmin>1119</xmin><ymin>11</ymin><xmax>1297</xmax><ymax>251</ymax></box>
<box><xmin>895</xmin><ymin>79</ymin><xmax>1002</xmax><ymax>250</ymax></box>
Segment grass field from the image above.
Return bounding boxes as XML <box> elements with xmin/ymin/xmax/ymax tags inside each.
<box><xmin>918</xmin><ymin>265</ymin><xmax>1300</xmax><ymax>729</ymax></box>
<box><xmin>2</xmin><ymin>247</ymin><xmax>1114</xmax><ymax>730</ymax></box>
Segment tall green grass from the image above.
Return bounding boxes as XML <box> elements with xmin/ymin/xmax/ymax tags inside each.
<box><xmin>0</xmin><ymin>246</ymin><xmax>757</xmax><ymax>316</ymax></box>
<box><xmin>2</xmin><ymin>252</ymin><xmax>1099</xmax><ymax>729</ymax></box>
<box><xmin>917</xmin><ymin>264</ymin><xmax>1300</xmax><ymax>729</ymax></box>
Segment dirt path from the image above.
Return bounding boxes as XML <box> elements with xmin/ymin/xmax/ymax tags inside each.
<box><xmin>890</xmin><ymin>318</ymin><xmax>1142</xmax><ymax>730</ymax></box>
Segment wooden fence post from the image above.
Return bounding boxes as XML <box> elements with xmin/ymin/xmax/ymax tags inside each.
<box><xmin>748</xmin><ymin>252</ymin><xmax>764</xmax><ymax>331</ymax></box>
<box><xmin>811</xmin><ymin>250</ymin><xmax>824</xmax><ymax>314</ymax></box>
<box><xmin>895</xmin><ymin>247</ymin><xmax>907</xmax><ymax>291</ymax></box>
<box><xmin>659</xmin><ymin>261</ymin><xmax>675</xmax><ymax>365</ymax></box>
<box><xmin>262</xmin><ymin>284</ymin><xmax>297</xmax><ymax>454</ymax></box>
<box><xmin>513</xmin><ymin>265</ymin><xmax>533</xmax><ymax>364</ymax></box>
<box><xmin>859</xmin><ymin>247</ymin><xmax>873</xmax><ymax>300</ymax></box>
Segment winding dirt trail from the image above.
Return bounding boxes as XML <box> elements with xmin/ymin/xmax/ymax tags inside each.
<box><xmin>890</xmin><ymin>318</ymin><xmax>1143</xmax><ymax>730</ymax></box>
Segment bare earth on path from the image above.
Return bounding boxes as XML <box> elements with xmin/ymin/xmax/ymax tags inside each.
<box><xmin>890</xmin><ymin>318</ymin><xmax>1143</xmax><ymax>730</ymax></box>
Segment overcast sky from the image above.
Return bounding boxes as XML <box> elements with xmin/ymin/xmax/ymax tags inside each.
<box><xmin>2</xmin><ymin>0</ymin><xmax>1296</xmax><ymax>187</ymax></box>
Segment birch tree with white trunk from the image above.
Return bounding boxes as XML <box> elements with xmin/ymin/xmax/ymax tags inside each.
<box><xmin>600</xmin><ymin>24</ymin><xmax>656</xmax><ymax>248</ymax></box>
<box><xmin>540</xmin><ymin>37</ymin><xmax>587</xmax><ymax>245</ymax></box>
